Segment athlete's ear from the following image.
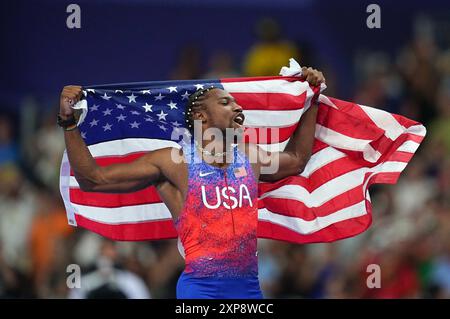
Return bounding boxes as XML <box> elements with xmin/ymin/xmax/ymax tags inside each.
<box><xmin>192</xmin><ymin>110</ymin><xmax>207</xmax><ymax>123</ymax></box>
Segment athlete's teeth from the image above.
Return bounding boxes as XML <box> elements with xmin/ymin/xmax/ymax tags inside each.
<box><xmin>235</xmin><ymin>115</ymin><xmax>244</xmax><ymax>124</ymax></box>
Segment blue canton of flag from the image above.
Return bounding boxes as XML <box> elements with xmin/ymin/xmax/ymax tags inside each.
<box><xmin>78</xmin><ymin>80</ymin><xmax>223</xmax><ymax>147</ymax></box>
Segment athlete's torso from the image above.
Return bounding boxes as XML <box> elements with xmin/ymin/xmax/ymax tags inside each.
<box><xmin>171</xmin><ymin>142</ymin><xmax>259</xmax><ymax>278</ymax></box>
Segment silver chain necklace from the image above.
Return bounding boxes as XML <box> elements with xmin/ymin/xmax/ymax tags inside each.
<box><xmin>194</xmin><ymin>141</ymin><xmax>234</xmax><ymax>158</ymax></box>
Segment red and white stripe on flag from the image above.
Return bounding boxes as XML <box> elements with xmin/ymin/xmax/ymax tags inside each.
<box><xmin>59</xmin><ymin>76</ymin><xmax>426</xmax><ymax>243</ymax></box>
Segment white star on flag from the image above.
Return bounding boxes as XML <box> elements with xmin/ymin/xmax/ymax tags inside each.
<box><xmin>90</xmin><ymin>104</ymin><xmax>99</xmax><ymax>111</ymax></box>
<box><xmin>102</xmin><ymin>123</ymin><xmax>112</xmax><ymax>131</ymax></box>
<box><xmin>115</xmin><ymin>90</ymin><xmax>124</xmax><ymax>94</ymax></box>
<box><xmin>81</xmin><ymin>132</ymin><xmax>87</xmax><ymax>139</ymax></box>
<box><xmin>167</xmin><ymin>86</ymin><xmax>177</xmax><ymax>93</ymax></box>
<box><xmin>154</xmin><ymin>93</ymin><xmax>165</xmax><ymax>101</ymax></box>
<box><xmin>127</xmin><ymin>93</ymin><xmax>137</xmax><ymax>103</ymax></box>
<box><xmin>171</xmin><ymin>121</ymin><xmax>182</xmax><ymax>127</ymax></box>
<box><xmin>141</xmin><ymin>90</ymin><xmax>151</xmax><ymax>94</ymax></box>
<box><xmin>159</xmin><ymin>125</ymin><xmax>167</xmax><ymax>131</ymax></box>
<box><xmin>167</xmin><ymin>101</ymin><xmax>177</xmax><ymax>110</ymax></box>
<box><xmin>101</xmin><ymin>93</ymin><xmax>112</xmax><ymax>100</ymax></box>
<box><xmin>142</xmin><ymin>103</ymin><xmax>153</xmax><ymax>112</ymax></box>
<box><xmin>157</xmin><ymin>110</ymin><xmax>168</xmax><ymax>121</ymax></box>
<box><xmin>130</xmin><ymin>121</ymin><xmax>140</xmax><ymax>129</ymax></box>
<box><xmin>116</xmin><ymin>114</ymin><xmax>126</xmax><ymax>122</ymax></box>
<box><xmin>116</xmin><ymin>104</ymin><xmax>126</xmax><ymax>110</ymax></box>
<box><xmin>181</xmin><ymin>91</ymin><xmax>190</xmax><ymax>100</ymax></box>
<box><xmin>145</xmin><ymin>116</ymin><xmax>154</xmax><ymax>122</ymax></box>
<box><xmin>131</xmin><ymin>111</ymin><xmax>141</xmax><ymax>115</ymax></box>
<box><xmin>89</xmin><ymin>119</ymin><xmax>99</xmax><ymax>127</ymax></box>
<box><xmin>103</xmin><ymin>108</ymin><xmax>112</xmax><ymax>116</ymax></box>
<box><xmin>194</xmin><ymin>84</ymin><xmax>204</xmax><ymax>90</ymax></box>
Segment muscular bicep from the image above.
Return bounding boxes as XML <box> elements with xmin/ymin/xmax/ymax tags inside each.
<box><xmin>254</xmin><ymin>145</ymin><xmax>305</xmax><ymax>182</ymax></box>
<box><xmin>76</xmin><ymin>149</ymin><xmax>165</xmax><ymax>193</ymax></box>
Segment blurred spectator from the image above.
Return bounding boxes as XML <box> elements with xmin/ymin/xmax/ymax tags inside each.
<box><xmin>0</xmin><ymin>164</ymin><xmax>36</xmax><ymax>273</ymax></box>
<box><xmin>203</xmin><ymin>50</ymin><xmax>240</xmax><ymax>79</ymax></box>
<box><xmin>274</xmin><ymin>245</ymin><xmax>318</xmax><ymax>298</ymax></box>
<box><xmin>243</xmin><ymin>18</ymin><xmax>299</xmax><ymax>77</ymax></box>
<box><xmin>0</xmin><ymin>115</ymin><xmax>18</xmax><ymax>166</ymax></box>
<box><xmin>361</xmin><ymin>246</ymin><xmax>420</xmax><ymax>298</ymax></box>
<box><xmin>169</xmin><ymin>44</ymin><xmax>202</xmax><ymax>80</ymax></box>
<box><xmin>396</xmin><ymin>17</ymin><xmax>441</xmax><ymax>124</ymax></box>
<box><xmin>29</xmin><ymin>188</ymin><xmax>73</xmax><ymax>297</ymax></box>
<box><xmin>353</xmin><ymin>52</ymin><xmax>402</xmax><ymax>113</ymax></box>
<box><xmin>430</xmin><ymin>232</ymin><xmax>450</xmax><ymax>298</ymax></box>
<box><xmin>146</xmin><ymin>240</ymin><xmax>184</xmax><ymax>298</ymax></box>
<box><xmin>391</xmin><ymin>158</ymin><xmax>436</xmax><ymax>217</ymax></box>
<box><xmin>257</xmin><ymin>240</ymin><xmax>283</xmax><ymax>298</ymax></box>
<box><xmin>428</xmin><ymin>82</ymin><xmax>450</xmax><ymax>156</ymax></box>
<box><xmin>0</xmin><ymin>240</ymin><xmax>34</xmax><ymax>299</ymax></box>
<box><xmin>68</xmin><ymin>240</ymin><xmax>151</xmax><ymax>299</ymax></box>
<box><xmin>29</xmin><ymin>111</ymin><xmax>65</xmax><ymax>191</ymax></box>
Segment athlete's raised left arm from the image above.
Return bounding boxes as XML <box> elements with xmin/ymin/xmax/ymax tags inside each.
<box><xmin>257</xmin><ymin>67</ymin><xmax>324</xmax><ymax>182</ymax></box>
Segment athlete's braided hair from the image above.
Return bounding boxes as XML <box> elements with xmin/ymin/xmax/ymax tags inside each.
<box><xmin>185</xmin><ymin>86</ymin><xmax>217</xmax><ymax>131</ymax></box>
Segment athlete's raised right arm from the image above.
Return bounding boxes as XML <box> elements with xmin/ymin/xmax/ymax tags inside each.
<box><xmin>60</xmin><ymin>85</ymin><xmax>168</xmax><ymax>193</ymax></box>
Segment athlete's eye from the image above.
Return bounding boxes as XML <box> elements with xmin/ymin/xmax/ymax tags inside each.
<box><xmin>221</xmin><ymin>100</ymin><xmax>228</xmax><ymax>105</ymax></box>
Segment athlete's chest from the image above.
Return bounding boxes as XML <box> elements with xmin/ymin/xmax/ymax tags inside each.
<box><xmin>157</xmin><ymin>145</ymin><xmax>259</xmax><ymax>219</ymax></box>
<box><xmin>186</xmin><ymin>160</ymin><xmax>257</xmax><ymax>211</ymax></box>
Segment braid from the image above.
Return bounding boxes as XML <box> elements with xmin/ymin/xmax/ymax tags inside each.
<box><xmin>185</xmin><ymin>86</ymin><xmax>217</xmax><ymax>131</ymax></box>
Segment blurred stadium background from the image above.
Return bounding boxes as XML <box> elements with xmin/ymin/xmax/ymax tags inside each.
<box><xmin>1</xmin><ymin>0</ymin><xmax>450</xmax><ymax>298</ymax></box>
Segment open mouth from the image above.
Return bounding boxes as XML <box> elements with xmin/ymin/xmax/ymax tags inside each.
<box><xmin>233</xmin><ymin>113</ymin><xmax>245</xmax><ymax>126</ymax></box>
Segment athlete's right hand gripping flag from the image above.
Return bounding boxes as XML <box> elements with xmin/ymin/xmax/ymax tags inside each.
<box><xmin>59</xmin><ymin>59</ymin><xmax>426</xmax><ymax>243</ymax></box>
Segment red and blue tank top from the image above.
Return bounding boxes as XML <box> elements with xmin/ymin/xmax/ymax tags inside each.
<box><xmin>175</xmin><ymin>142</ymin><xmax>259</xmax><ymax>278</ymax></box>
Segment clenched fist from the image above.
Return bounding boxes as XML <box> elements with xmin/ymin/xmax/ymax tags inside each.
<box><xmin>60</xmin><ymin>85</ymin><xmax>83</xmax><ymax>120</ymax></box>
<box><xmin>301</xmin><ymin>67</ymin><xmax>326</xmax><ymax>86</ymax></box>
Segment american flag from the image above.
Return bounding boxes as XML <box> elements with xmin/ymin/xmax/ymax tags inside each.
<box><xmin>59</xmin><ymin>76</ymin><xmax>426</xmax><ymax>243</ymax></box>
<box><xmin>234</xmin><ymin>166</ymin><xmax>248</xmax><ymax>178</ymax></box>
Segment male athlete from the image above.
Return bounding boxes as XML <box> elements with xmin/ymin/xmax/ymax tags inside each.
<box><xmin>59</xmin><ymin>67</ymin><xmax>325</xmax><ymax>298</ymax></box>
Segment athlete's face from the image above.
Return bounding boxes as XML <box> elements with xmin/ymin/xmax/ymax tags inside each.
<box><xmin>201</xmin><ymin>89</ymin><xmax>245</xmax><ymax>131</ymax></box>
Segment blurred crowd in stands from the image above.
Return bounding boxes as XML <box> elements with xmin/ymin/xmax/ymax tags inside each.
<box><xmin>1</xmin><ymin>16</ymin><xmax>450</xmax><ymax>299</ymax></box>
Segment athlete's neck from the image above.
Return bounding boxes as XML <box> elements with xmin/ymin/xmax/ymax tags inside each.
<box><xmin>195</xmin><ymin>138</ymin><xmax>234</xmax><ymax>166</ymax></box>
